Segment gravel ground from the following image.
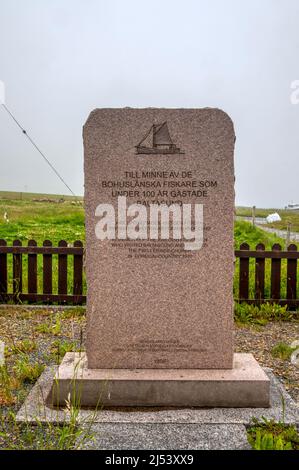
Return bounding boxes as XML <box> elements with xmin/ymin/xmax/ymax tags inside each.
<box><xmin>0</xmin><ymin>306</ymin><xmax>298</xmax><ymax>412</ymax></box>
<box><xmin>0</xmin><ymin>306</ymin><xmax>86</xmax><ymax>413</ymax></box>
<box><xmin>235</xmin><ymin>321</ymin><xmax>299</xmax><ymax>403</ymax></box>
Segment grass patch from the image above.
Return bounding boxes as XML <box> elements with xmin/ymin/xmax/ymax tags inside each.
<box><xmin>0</xmin><ymin>365</ymin><xmax>20</xmax><ymax>405</ymax></box>
<box><xmin>0</xmin><ymin>304</ymin><xmax>99</xmax><ymax>450</ymax></box>
<box><xmin>59</xmin><ymin>307</ymin><xmax>86</xmax><ymax>320</ymax></box>
<box><xmin>49</xmin><ymin>339</ymin><xmax>81</xmax><ymax>363</ymax></box>
<box><xmin>247</xmin><ymin>417</ymin><xmax>299</xmax><ymax>450</ymax></box>
<box><xmin>234</xmin><ymin>302</ymin><xmax>294</xmax><ymax>325</ymax></box>
<box><xmin>35</xmin><ymin>317</ymin><xmax>61</xmax><ymax>336</ymax></box>
<box><xmin>13</xmin><ymin>356</ymin><xmax>44</xmax><ymax>384</ymax></box>
<box><xmin>0</xmin><ymin>406</ymin><xmax>94</xmax><ymax>450</ymax></box>
<box><xmin>10</xmin><ymin>339</ymin><xmax>37</xmax><ymax>355</ymax></box>
<box><xmin>271</xmin><ymin>342</ymin><xmax>297</xmax><ymax>360</ymax></box>
<box><xmin>0</xmin><ymin>197</ymin><xmax>84</xmax><ymax>245</ymax></box>
<box><xmin>234</xmin><ymin>220</ymin><xmax>284</xmax><ymax>249</ymax></box>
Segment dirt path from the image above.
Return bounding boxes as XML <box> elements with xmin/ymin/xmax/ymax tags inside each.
<box><xmin>256</xmin><ymin>224</ymin><xmax>299</xmax><ymax>243</ymax></box>
<box><xmin>236</xmin><ymin>216</ymin><xmax>299</xmax><ymax>242</ymax></box>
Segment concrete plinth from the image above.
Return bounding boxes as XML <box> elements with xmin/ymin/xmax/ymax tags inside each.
<box><xmin>48</xmin><ymin>353</ymin><xmax>270</xmax><ymax>408</ymax></box>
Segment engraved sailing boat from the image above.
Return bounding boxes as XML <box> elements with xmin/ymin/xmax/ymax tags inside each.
<box><xmin>136</xmin><ymin>122</ymin><xmax>183</xmax><ymax>155</ymax></box>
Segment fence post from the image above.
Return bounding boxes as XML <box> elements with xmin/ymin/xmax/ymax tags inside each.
<box><xmin>43</xmin><ymin>240</ymin><xmax>52</xmax><ymax>301</ymax></box>
<box><xmin>239</xmin><ymin>242</ymin><xmax>249</xmax><ymax>300</ymax></box>
<box><xmin>0</xmin><ymin>239</ymin><xmax>7</xmax><ymax>302</ymax></box>
<box><xmin>73</xmin><ymin>240</ymin><xmax>83</xmax><ymax>305</ymax></box>
<box><xmin>252</xmin><ymin>206</ymin><xmax>256</xmax><ymax>226</ymax></box>
<box><xmin>271</xmin><ymin>243</ymin><xmax>281</xmax><ymax>301</ymax></box>
<box><xmin>255</xmin><ymin>243</ymin><xmax>265</xmax><ymax>304</ymax></box>
<box><xmin>58</xmin><ymin>240</ymin><xmax>68</xmax><ymax>303</ymax></box>
<box><xmin>28</xmin><ymin>240</ymin><xmax>37</xmax><ymax>301</ymax></box>
<box><xmin>13</xmin><ymin>240</ymin><xmax>22</xmax><ymax>302</ymax></box>
<box><xmin>287</xmin><ymin>244</ymin><xmax>297</xmax><ymax>309</ymax></box>
<box><xmin>286</xmin><ymin>223</ymin><xmax>291</xmax><ymax>249</ymax></box>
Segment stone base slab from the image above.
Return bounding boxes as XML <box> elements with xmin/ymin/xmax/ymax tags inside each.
<box><xmin>48</xmin><ymin>352</ymin><xmax>270</xmax><ymax>408</ymax></box>
<box><xmin>16</xmin><ymin>367</ymin><xmax>298</xmax><ymax>426</ymax></box>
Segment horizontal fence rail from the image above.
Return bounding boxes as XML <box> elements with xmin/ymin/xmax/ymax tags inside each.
<box><xmin>0</xmin><ymin>240</ymin><xmax>298</xmax><ymax>308</ymax></box>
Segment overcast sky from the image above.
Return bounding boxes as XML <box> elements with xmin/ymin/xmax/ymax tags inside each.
<box><xmin>0</xmin><ymin>0</ymin><xmax>298</xmax><ymax>207</ymax></box>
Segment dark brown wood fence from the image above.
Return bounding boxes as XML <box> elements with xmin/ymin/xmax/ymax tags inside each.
<box><xmin>0</xmin><ymin>239</ymin><xmax>85</xmax><ymax>304</ymax></box>
<box><xmin>236</xmin><ymin>242</ymin><xmax>298</xmax><ymax>308</ymax></box>
<box><xmin>0</xmin><ymin>240</ymin><xmax>298</xmax><ymax>307</ymax></box>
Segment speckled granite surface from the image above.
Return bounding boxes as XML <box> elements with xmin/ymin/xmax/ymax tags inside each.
<box><xmin>83</xmin><ymin>108</ymin><xmax>235</xmax><ymax>369</ymax></box>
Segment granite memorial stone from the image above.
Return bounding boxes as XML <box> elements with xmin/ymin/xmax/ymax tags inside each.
<box><xmin>50</xmin><ymin>108</ymin><xmax>270</xmax><ymax>407</ymax></box>
<box><xmin>84</xmin><ymin>108</ymin><xmax>235</xmax><ymax>370</ymax></box>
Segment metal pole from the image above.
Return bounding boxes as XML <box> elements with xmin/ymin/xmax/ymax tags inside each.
<box><xmin>286</xmin><ymin>222</ymin><xmax>291</xmax><ymax>248</ymax></box>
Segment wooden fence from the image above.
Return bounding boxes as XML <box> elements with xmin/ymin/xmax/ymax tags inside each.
<box><xmin>236</xmin><ymin>242</ymin><xmax>298</xmax><ymax>308</ymax></box>
<box><xmin>0</xmin><ymin>240</ymin><xmax>298</xmax><ymax>307</ymax></box>
<box><xmin>0</xmin><ymin>239</ymin><xmax>84</xmax><ymax>304</ymax></box>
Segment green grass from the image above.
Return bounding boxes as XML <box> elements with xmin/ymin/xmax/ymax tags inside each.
<box><xmin>234</xmin><ymin>220</ymin><xmax>285</xmax><ymax>249</ymax></box>
<box><xmin>247</xmin><ymin>417</ymin><xmax>299</xmax><ymax>450</ymax></box>
<box><xmin>0</xmin><ymin>410</ymin><xmax>92</xmax><ymax>450</ymax></box>
<box><xmin>271</xmin><ymin>342</ymin><xmax>297</xmax><ymax>360</ymax></box>
<box><xmin>0</xmin><ymin>365</ymin><xmax>20</xmax><ymax>405</ymax></box>
<box><xmin>50</xmin><ymin>339</ymin><xmax>81</xmax><ymax>364</ymax></box>
<box><xmin>10</xmin><ymin>339</ymin><xmax>37</xmax><ymax>355</ymax></box>
<box><xmin>0</xmin><ymin>197</ymin><xmax>84</xmax><ymax>244</ymax></box>
<box><xmin>0</xmin><ymin>195</ymin><xmax>85</xmax><ymax>295</ymax></box>
<box><xmin>13</xmin><ymin>355</ymin><xmax>44</xmax><ymax>384</ymax></box>
<box><xmin>35</xmin><ymin>317</ymin><xmax>62</xmax><ymax>335</ymax></box>
<box><xmin>234</xmin><ymin>303</ymin><xmax>294</xmax><ymax>326</ymax></box>
<box><xmin>0</xmin><ymin>306</ymin><xmax>98</xmax><ymax>449</ymax></box>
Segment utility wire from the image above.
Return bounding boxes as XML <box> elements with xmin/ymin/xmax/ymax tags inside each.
<box><xmin>1</xmin><ymin>102</ymin><xmax>77</xmax><ymax>198</ymax></box>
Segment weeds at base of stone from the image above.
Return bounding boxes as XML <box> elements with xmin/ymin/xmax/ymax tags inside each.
<box><xmin>247</xmin><ymin>416</ymin><xmax>299</xmax><ymax>450</ymax></box>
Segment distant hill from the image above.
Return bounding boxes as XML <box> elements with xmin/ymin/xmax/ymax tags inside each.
<box><xmin>0</xmin><ymin>190</ymin><xmax>83</xmax><ymax>202</ymax></box>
